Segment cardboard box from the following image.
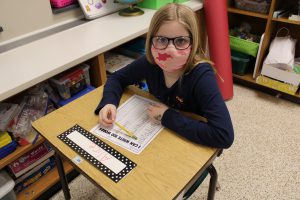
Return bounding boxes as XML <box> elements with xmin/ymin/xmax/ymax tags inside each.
<box><xmin>256</xmin><ymin>75</ymin><xmax>299</xmax><ymax>95</ymax></box>
<box><xmin>261</xmin><ymin>63</ymin><xmax>300</xmax><ymax>86</ymax></box>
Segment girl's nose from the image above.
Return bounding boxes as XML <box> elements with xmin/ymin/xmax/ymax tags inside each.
<box><xmin>166</xmin><ymin>41</ymin><xmax>176</xmax><ymax>49</ymax></box>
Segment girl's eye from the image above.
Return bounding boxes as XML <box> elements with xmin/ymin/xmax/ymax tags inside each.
<box><xmin>157</xmin><ymin>37</ymin><xmax>168</xmax><ymax>44</ymax></box>
<box><xmin>175</xmin><ymin>38</ymin><xmax>189</xmax><ymax>46</ymax></box>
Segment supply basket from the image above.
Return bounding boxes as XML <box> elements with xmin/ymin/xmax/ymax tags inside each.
<box><xmin>234</xmin><ymin>0</ymin><xmax>271</xmax><ymax>14</ymax></box>
<box><xmin>50</xmin><ymin>0</ymin><xmax>75</xmax><ymax>8</ymax></box>
<box><xmin>138</xmin><ymin>0</ymin><xmax>173</xmax><ymax>9</ymax></box>
<box><xmin>231</xmin><ymin>50</ymin><xmax>253</xmax><ymax>75</ymax></box>
<box><xmin>230</xmin><ymin>36</ymin><xmax>259</xmax><ymax>57</ymax></box>
<box><xmin>174</xmin><ymin>0</ymin><xmax>189</xmax><ymax>3</ymax></box>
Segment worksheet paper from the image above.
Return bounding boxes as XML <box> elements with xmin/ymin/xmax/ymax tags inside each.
<box><xmin>91</xmin><ymin>95</ymin><xmax>163</xmax><ymax>154</ymax></box>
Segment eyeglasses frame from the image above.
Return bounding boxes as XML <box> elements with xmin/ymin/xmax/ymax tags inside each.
<box><xmin>151</xmin><ymin>36</ymin><xmax>192</xmax><ymax>50</ymax></box>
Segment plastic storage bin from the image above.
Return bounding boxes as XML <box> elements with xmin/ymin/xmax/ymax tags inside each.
<box><xmin>230</xmin><ymin>36</ymin><xmax>259</xmax><ymax>57</ymax></box>
<box><xmin>50</xmin><ymin>64</ymin><xmax>90</xmax><ymax>100</ymax></box>
<box><xmin>0</xmin><ymin>170</ymin><xmax>16</xmax><ymax>200</ymax></box>
<box><xmin>50</xmin><ymin>0</ymin><xmax>75</xmax><ymax>8</ymax></box>
<box><xmin>174</xmin><ymin>0</ymin><xmax>189</xmax><ymax>3</ymax></box>
<box><xmin>231</xmin><ymin>51</ymin><xmax>252</xmax><ymax>75</ymax></box>
<box><xmin>138</xmin><ymin>0</ymin><xmax>173</xmax><ymax>9</ymax></box>
<box><xmin>58</xmin><ymin>85</ymin><xmax>95</xmax><ymax>107</ymax></box>
<box><xmin>234</xmin><ymin>0</ymin><xmax>271</xmax><ymax>14</ymax></box>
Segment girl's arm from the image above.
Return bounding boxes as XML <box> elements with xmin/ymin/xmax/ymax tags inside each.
<box><xmin>161</xmin><ymin>65</ymin><xmax>234</xmax><ymax>149</ymax></box>
<box><xmin>95</xmin><ymin>56</ymin><xmax>151</xmax><ymax>114</ymax></box>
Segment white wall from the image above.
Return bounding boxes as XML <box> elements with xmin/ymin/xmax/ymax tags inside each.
<box><xmin>0</xmin><ymin>0</ymin><xmax>83</xmax><ymax>44</ymax></box>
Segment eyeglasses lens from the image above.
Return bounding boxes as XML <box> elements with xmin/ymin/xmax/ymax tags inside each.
<box><xmin>152</xmin><ymin>36</ymin><xmax>191</xmax><ymax>50</ymax></box>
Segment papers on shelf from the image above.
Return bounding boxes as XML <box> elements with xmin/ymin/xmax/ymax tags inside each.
<box><xmin>91</xmin><ymin>95</ymin><xmax>163</xmax><ymax>154</ymax></box>
<box><xmin>105</xmin><ymin>52</ymin><xmax>135</xmax><ymax>73</ymax></box>
<box><xmin>288</xmin><ymin>14</ymin><xmax>300</xmax><ymax>21</ymax></box>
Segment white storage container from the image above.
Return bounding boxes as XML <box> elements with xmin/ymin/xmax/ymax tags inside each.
<box><xmin>0</xmin><ymin>170</ymin><xmax>16</xmax><ymax>200</ymax></box>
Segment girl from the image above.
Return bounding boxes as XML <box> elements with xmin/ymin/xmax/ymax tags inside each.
<box><xmin>95</xmin><ymin>3</ymin><xmax>234</xmax><ymax>149</ymax></box>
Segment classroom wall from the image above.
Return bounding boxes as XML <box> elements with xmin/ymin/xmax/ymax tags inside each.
<box><xmin>0</xmin><ymin>0</ymin><xmax>83</xmax><ymax>44</ymax></box>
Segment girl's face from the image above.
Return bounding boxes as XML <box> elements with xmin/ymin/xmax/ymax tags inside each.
<box><xmin>151</xmin><ymin>21</ymin><xmax>191</xmax><ymax>73</ymax></box>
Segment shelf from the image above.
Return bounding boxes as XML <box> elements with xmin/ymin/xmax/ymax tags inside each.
<box><xmin>233</xmin><ymin>73</ymin><xmax>256</xmax><ymax>83</ymax></box>
<box><xmin>233</xmin><ymin>73</ymin><xmax>300</xmax><ymax>101</ymax></box>
<box><xmin>0</xmin><ymin>136</ymin><xmax>45</xmax><ymax>170</ymax></box>
<box><xmin>228</xmin><ymin>7</ymin><xmax>268</xmax><ymax>19</ymax></box>
<box><xmin>272</xmin><ymin>17</ymin><xmax>300</xmax><ymax>25</ymax></box>
<box><xmin>17</xmin><ymin>160</ymin><xmax>74</xmax><ymax>200</ymax></box>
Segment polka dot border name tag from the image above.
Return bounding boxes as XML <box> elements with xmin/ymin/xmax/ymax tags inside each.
<box><xmin>57</xmin><ymin>124</ymin><xmax>136</xmax><ymax>183</ymax></box>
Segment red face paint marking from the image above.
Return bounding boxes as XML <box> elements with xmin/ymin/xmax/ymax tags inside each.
<box><xmin>156</xmin><ymin>53</ymin><xmax>172</xmax><ymax>61</ymax></box>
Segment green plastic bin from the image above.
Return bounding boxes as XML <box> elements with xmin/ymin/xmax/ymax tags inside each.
<box><xmin>174</xmin><ymin>0</ymin><xmax>188</xmax><ymax>3</ymax></box>
<box><xmin>138</xmin><ymin>0</ymin><xmax>173</xmax><ymax>9</ymax></box>
<box><xmin>230</xmin><ymin>36</ymin><xmax>259</xmax><ymax>57</ymax></box>
<box><xmin>231</xmin><ymin>50</ymin><xmax>252</xmax><ymax>75</ymax></box>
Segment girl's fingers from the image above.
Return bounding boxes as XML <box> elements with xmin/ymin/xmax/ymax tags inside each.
<box><xmin>110</xmin><ymin>109</ymin><xmax>116</xmax><ymax>121</ymax></box>
<box><xmin>102</xmin><ymin>111</ymin><xmax>113</xmax><ymax>123</ymax></box>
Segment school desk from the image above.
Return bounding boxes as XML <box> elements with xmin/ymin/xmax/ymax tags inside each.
<box><xmin>32</xmin><ymin>85</ymin><xmax>221</xmax><ymax>200</ymax></box>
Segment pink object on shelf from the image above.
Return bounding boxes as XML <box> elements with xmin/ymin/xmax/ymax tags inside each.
<box><xmin>50</xmin><ymin>0</ymin><xmax>75</xmax><ymax>8</ymax></box>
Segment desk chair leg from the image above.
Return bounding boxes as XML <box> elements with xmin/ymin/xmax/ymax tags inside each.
<box><xmin>207</xmin><ymin>164</ymin><xmax>218</xmax><ymax>200</ymax></box>
<box><xmin>55</xmin><ymin>153</ymin><xmax>71</xmax><ymax>200</ymax></box>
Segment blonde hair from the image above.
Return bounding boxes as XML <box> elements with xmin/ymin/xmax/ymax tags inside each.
<box><xmin>145</xmin><ymin>3</ymin><xmax>212</xmax><ymax>73</ymax></box>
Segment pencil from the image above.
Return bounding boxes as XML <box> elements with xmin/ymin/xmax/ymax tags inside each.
<box><xmin>114</xmin><ymin>122</ymin><xmax>138</xmax><ymax>140</ymax></box>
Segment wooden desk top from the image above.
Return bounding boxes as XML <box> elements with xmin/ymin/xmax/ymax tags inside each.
<box><xmin>32</xmin><ymin>86</ymin><xmax>218</xmax><ymax>200</ymax></box>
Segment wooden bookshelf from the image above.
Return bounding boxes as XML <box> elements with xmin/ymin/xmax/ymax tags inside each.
<box><xmin>227</xmin><ymin>7</ymin><xmax>268</xmax><ymax>19</ymax></box>
<box><xmin>17</xmin><ymin>160</ymin><xmax>73</xmax><ymax>200</ymax></box>
<box><xmin>233</xmin><ymin>73</ymin><xmax>256</xmax><ymax>83</ymax></box>
<box><xmin>228</xmin><ymin>0</ymin><xmax>300</xmax><ymax>104</ymax></box>
<box><xmin>272</xmin><ymin>17</ymin><xmax>300</xmax><ymax>25</ymax></box>
<box><xmin>0</xmin><ymin>136</ymin><xmax>45</xmax><ymax>169</ymax></box>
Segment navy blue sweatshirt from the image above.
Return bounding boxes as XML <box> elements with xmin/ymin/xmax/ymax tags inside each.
<box><xmin>95</xmin><ymin>56</ymin><xmax>234</xmax><ymax>148</ymax></box>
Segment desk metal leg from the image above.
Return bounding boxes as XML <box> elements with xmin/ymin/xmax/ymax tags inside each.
<box><xmin>55</xmin><ymin>153</ymin><xmax>71</xmax><ymax>200</ymax></box>
<box><xmin>207</xmin><ymin>164</ymin><xmax>218</xmax><ymax>200</ymax></box>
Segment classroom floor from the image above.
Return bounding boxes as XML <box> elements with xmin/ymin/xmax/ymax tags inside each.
<box><xmin>50</xmin><ymin>84</ymin><xmax>300</xmax><ymax>200</ymax></box>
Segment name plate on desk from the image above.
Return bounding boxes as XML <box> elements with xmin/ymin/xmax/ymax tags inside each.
<box><xmin>58</xmin><ymin>124</ymin><xmax>136</xmax><ymax>182</ymax></box>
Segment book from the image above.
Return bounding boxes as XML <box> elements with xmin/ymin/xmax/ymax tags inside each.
<box><xmin>253</xmin><ymin>33</ymin><xmax>265</xmax><ymax>78</ymax></box>
<box><xmin>15</xmin><ymin>158</ymin><xmax>50</xmax><ymax>185</ymax></box>
<box><xmin>8</xmin><ymin>142</ymin><xmax>54</xmax><ymax>178</ymax></box>
<box><xmin>14</xmin><ymin>157</ymin><xmax>56</xmax><ymax>193</ymax></box>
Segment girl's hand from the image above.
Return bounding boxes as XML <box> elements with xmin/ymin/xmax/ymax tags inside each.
<box><xmin>98</xmin><ymin>104</ymin><xmax>117</xmax><ymax>127</ymax></box>
<box><xmin>147</xmin><ymin>103</ymin><xmax>168</xmax><ymax>122</ymax></box>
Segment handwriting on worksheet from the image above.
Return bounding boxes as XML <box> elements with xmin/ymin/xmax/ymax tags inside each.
<box><xmin>91</xmin><ymin>95</ymin><xmax>163</xmax><ymax>154</ymax></box>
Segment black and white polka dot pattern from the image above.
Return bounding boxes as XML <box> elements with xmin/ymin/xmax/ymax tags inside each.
<box><xmin>57</xmin><ymin>124</ymin><xmax>137</xmax><ymax>183</ymax></box>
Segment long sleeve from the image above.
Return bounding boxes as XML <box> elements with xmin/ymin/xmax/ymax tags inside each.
<box><xmin>161</xmin><ymin>64</ymin><xmax>234</xmax><ymax>148</ymax></box>
<box><xmin>94</xmin><ymin>56</ymin><xmax>152</xmax><ymax>114</ymax></box>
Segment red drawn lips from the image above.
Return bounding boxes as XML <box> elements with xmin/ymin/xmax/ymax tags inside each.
<box><xmin>156</xmin><ymin>53</ymin><xmax>172</xmax><ymax>61</ymax></box>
